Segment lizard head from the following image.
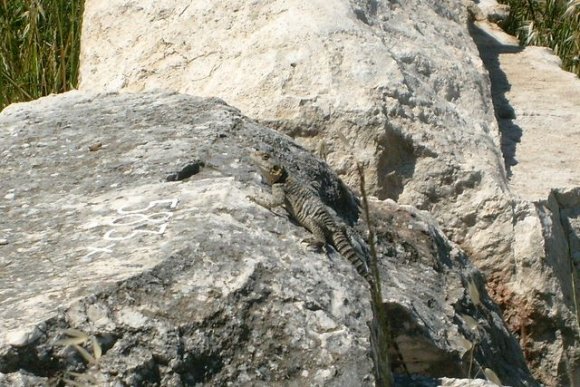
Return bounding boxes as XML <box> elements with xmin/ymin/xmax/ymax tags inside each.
<box><xmin>268</xmin><ymin>164</ymin><xmax>285</xmax><ymax>184</ymax></box>
<box><xmin>251</xmin><ymin>151</ymin><xmax>287</xmax><ymax>185</ymax></box>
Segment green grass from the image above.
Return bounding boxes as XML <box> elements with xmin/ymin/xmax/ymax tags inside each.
<box><xmin>0</xmin><ymin>0</ymin><xmax>84</xmax><ymax>111</ymax></box>
<box><xmin>498</xmin><ymin>0</ymin><xmax>580</xmax><ymax>76</ymax></box>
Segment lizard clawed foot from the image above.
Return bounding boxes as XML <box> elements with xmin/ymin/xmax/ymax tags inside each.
<box><xmin>301</xmin><ymin>237</ymin><xmax>325</xmax><ymax>253</ymax></box>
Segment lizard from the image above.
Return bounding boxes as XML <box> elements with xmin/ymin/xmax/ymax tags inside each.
<box><xmin>248</xmin><ymin>150</ymin><xmax>372</xmax><ymax>283</ymax></box>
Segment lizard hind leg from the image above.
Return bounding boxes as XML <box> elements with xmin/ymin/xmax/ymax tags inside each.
<box><xmin>300</xmin><ymin>221</ymin><xmax>329</xmax><ymax>253</ymax></box>
<box><xmin>301</xmin><ymin>237</ymin><xmax>325</xmax><ymax>253</ymax></box>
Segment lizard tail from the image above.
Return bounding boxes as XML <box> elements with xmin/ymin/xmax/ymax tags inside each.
<box><xmin>332</xmin><ymin>229</ymin><xmax>373</xmax><ymax>282</ymax></box>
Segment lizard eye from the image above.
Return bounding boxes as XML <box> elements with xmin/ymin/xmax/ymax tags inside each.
<box><xmin>272</xmin><ymin>165</ymin><xmax>281</xmax><ymax>173</ymax></box>
<box><xmin>262</xmin><ymin>154</ymin><xmax>270</xmax><ymax>160</ymax></box>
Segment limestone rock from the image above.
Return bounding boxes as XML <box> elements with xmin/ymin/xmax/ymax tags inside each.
<box><xmin>471</xmin><ymin>20</ymin><xmax>580</xmax><ymax>385</ymax></box>
<box><xmin>472</xmin><ymin>0</ymin><xmax>510</xmax><ymax>23</ymax></box>
<box><xmin>471</xmin><ymin>21</ymin><xmax>580</xmax><ymax>201</ymax></box>
<box><xmin>0</xmin><ymin>371</ymin><xmax>48</xmax><ymax>387</ymax></box>
<box><xmin>79</xmin><ymin>0</ymin><xmax>501</xmax><ymax>216</ymax></box>
<box><xmin>0</xmin><ymin>92</ymin><xmax>536</xmax><ymax>385</ymax></box>
<box><xmin>368</xmin><ymin>199</ymin><xmax>535</xmax><ymax>385</ymax></box>
<box><xmin>78</xmin><ymin>1</ymin><xmax>580</xmax><ymax>384</ymax></box>
<box><xmin>0</xmin><ymin>92</ymin><xmax>372</xmax><ymax>385</ymax></box>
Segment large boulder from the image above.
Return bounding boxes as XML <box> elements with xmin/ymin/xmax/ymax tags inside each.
<box><xmin>78</xmin><ymin>0</ymin><xmax>580</xmax><ymax>384</ymax></box>
<box><xmin>0</xmin><ymin>92</ymin><xmax>372</xmax><ymax>385</ymax></box>
<box><xmin>0</xmin><ymin>92</ymin><xmax>536</xmax><ymax>385</ymax></box>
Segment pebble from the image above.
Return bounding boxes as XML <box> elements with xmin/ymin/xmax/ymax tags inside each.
<box><xmin>5</xmin><ymin>327</ymin><xmax>41</xmax><ymax>347</ymax></box>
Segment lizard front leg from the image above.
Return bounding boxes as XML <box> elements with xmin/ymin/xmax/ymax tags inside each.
<box><xmin>248</xmin><ymin>183</ymin><xmax>286</xmax><ymax>210</ymax></box>
<box><xmin>299</xmin><ymin>217</ymin><xmax>329</xmax><ymax>253</ymax></box>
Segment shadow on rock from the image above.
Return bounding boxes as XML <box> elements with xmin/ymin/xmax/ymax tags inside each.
<box><xmin>468</xmin><ymin>22</ymin><xmax>524</xmax><ymax>178</ymax></box>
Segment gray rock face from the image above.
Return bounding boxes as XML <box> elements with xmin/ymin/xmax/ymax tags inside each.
<box><xmin>370</xmin><ymin>199</ymin><xmax>534</xmax><ymax>385</ymax></box>
<box><xmin>77</xmin><ymin>1</ymin><xmax>580</xmax><ymax>383</ymax></box>
<box><xmin>0</xmin><ymin>92</ymin><xmax>535</xmax><ymax>385</ymax></box>
<box><xmin>0</xmin><ymin>91</ymin><xmax>372</xmax><ymax>385</ymax></box>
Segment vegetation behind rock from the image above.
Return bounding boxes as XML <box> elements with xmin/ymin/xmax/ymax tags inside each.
<box><xmin>0</xmin><ymin>0</ymin><xmax>84</xmax><ymax>110</ymax></box>
<box><xmin>499</xmin><ymin>0</ymin><xmax>580</xmax><ymax>76</ymax></box>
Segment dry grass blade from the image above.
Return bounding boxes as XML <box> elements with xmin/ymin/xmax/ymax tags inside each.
<box><xmin>72</xmin><ymin>343</ymin><xmax>97</xmax><ymax>365</ymax></box>
<box><xmin>461</xmin><ymin>314</ymin><xmax>480</xmax><ymax>331</ymax></box>
<box><xmin>356</xmin><ymin>163</ymin><xmax>394</xmax><ymax>387</ymax></box>
<box><xmin>564</xmin><ymin>0</ymin><xmax>580</xmax><ymax>17</ymax></box>
<box><xmin>55</xmin><ymin>328</ymin><xmax>90</xmax><ymax>346</ymax></box>
<box><xmin>90</xmin><ymin>336</ymin><xmax>102</xmax><ymax>361</ymax></box>
<box><xmin>62</xmin><ymin>328</ymin><xmax>90</xmax><ymax>338</ymax></box>
<box><xmin>55</xmin><ymin>336</ymin><xmax>89</xmax><ymax>347</ymax></box>
<box><xmin>484</xmin><ymin>367</ymin><xmax>503</xmax><ymax>385</ymax></box>
<box><xmin>467</xmin><ymin>278</ymin><xmax>481</xmax><ymax>307</ymax></box>
<box><xmin>57</xmin><ymin>328</ymin><xmax>103</xmax><ymax>366</ymax></box>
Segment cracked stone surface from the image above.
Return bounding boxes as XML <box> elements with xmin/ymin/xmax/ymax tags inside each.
<box><xmin>0</xmin><ymin>91</ymin><xmax>536</xmax><ymax>385</ymax></box>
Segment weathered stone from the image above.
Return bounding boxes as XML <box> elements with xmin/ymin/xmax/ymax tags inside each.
<box><xmin>474</xmin><ymin>0</ymin><xmax>510</xmax><ymax>23</ymax></box>
<box><xmin>77</xmin><ymin>1</ymin><xmax>580</xmax><ymax>383</ymax></box>
<box><xmin>0</xmin><ymin>91</ymin><xmax>536</xmax><ymax>385</ymax></box>
<box><xmin>0</xmin><ymin>92</ymin><xmax>372</xmax><ymax>385</ymax></box>
<box><xmin>368</xmin><ymin>199</ymin><xmax>534</xmax><ymax>385</ymax></box>
<box><xmin>471</xmin><ymin>20</ymin><xmax>580</xmax><ymax>384</ymax></box>
<box><xmin>0</xmin><ymin>371</ymin><xmax>48</xmax><ymax>387</ymax></box>
<box><xmin>557</xmin><ymin>188</ymin><xmax>580</xmax><ymax>273</ymax></box>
